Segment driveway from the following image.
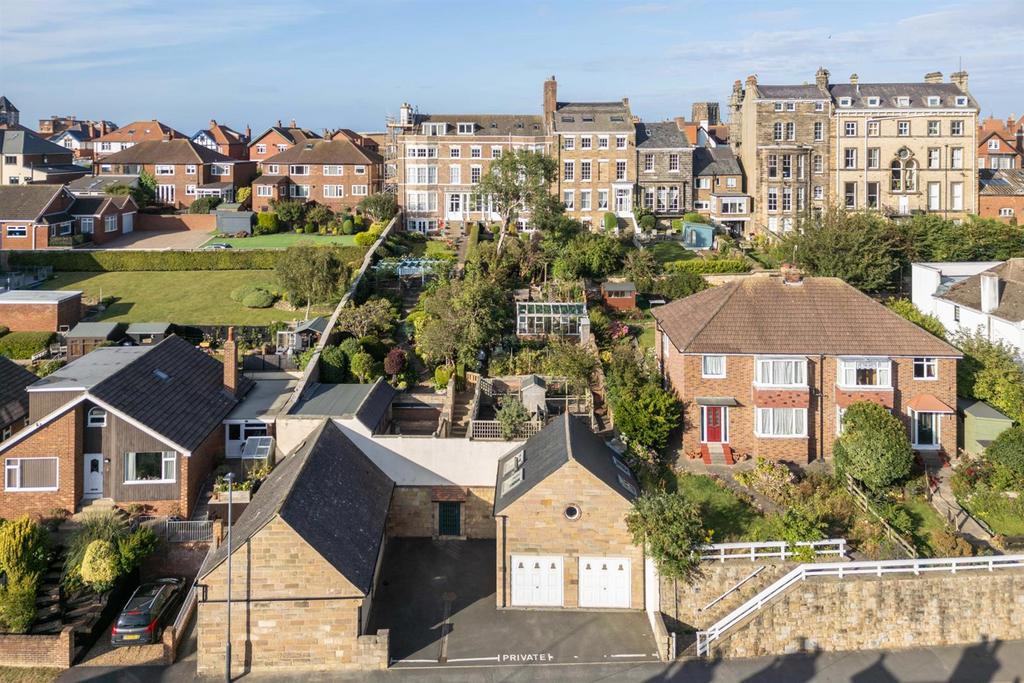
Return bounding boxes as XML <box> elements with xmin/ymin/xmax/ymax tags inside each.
<box><xmin>367</xmin><ymin>538</ymin><xmax>659</xmax><ymax>668</ymax></box>
<box><xmin>91</xmin><ymin>230</ymin><xmax>213</xmax><ymax>250</ymax></box>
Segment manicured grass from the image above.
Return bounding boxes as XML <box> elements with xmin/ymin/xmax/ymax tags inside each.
<box><xmin>202</xmin><ymin>232</ymin><xmax>357</xmax><ymax>249</ymax></box>
<box><xmin>901</xmin><ymin>496</ymin><xmax>950</xmax><ymax>554</ymax></box>
<box><xmin>425</xmin><ymin>239</ymin><xmax>456</xmax><ymax>258</ymax></box>
<box><xmin>40</xmin><ymin>271</ymin><xmax>324</xmax><ymax>325</ymax></box>
<box><xmin>676</xmin><ymin>473</ymin><xmax>763</xmax><ymax>542</ymax></box>
<box><xmin>648</xmin><ymin>241</ymin><xmax>698</xmax><ymax>264</ymax></box>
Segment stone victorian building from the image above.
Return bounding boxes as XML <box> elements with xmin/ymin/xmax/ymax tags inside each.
<box><xmin>635</xmin><ymin>121</ymin><xmax>694</xmax><ymax>222</ymax></box>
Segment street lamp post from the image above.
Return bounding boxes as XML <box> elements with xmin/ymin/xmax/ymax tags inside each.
<box><xmin>225</xmin><ymin>472</ymin><xmax>234</xmax><ymax>683</ymax></box>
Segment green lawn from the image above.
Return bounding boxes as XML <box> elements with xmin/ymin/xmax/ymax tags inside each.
<box><xmin>203</xmin><ymin>232</ymin><xmax>357</xmax><ymax>249</ymax></box>
<box><xmin>648</xmin><ymin>241</ymin><xmax>698</xmax><ymax>264</ymax></box>
<box><xmin>961</xmin><ymin>491</ymin><xmax>1024</xmax><ymax>536</ymax></box>
<box><xmin>677</xmin><ymin>473</ymin><xmax>763</xmax><ymax>542</ymax></box>
<box><xmin>901</xmin><ymin>496</ymin><xmax>950</xmax><ymax>554</ymax></box>
<box><xmin>40</xmin><ymin>271</ymin><xmax>317</xmax><ymax>325</ymax></box>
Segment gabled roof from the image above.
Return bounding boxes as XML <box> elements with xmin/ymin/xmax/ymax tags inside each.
<box><xmin>0</xmin><ymin>96</ymin><xmax>18</xmax><ymax>112</ymax></box>
<box><xmin>635</xmin><ymin>121</ymin><xmax>691</xmax><ymax>149</ymax></box>
<box><xmin>979</xmin><ymin>169</ymin><xmax>1024</xmax><ymax>196</ymax></box>
<box><xmin>940</xmin><ymin>259</ymin><xmax>1024</xmax><ymax>323</ymax></box>
<box><xmin>0</xmin><ymin>357</ymin><xmax>35</xmax><ymax>428</ymax></box>
<box><xmin>493</xmin><ymin>413</ymin><xmax>639</xmax><ymax>514</ymax></box>
<box><xmin>1</xmin><ymin>130</ymin><xmax>78</xmax><ymax>157</ymax></box>
<box><xmin>652</xmin><ymin>276</ymin><xmax>960</xmax><ymax>357</ymax></box>
<box><xmin>249</xmin><ymin>125</ymin><xmax>321</xmax><ymax>147</ymax></box>
<box><xmin>99</xmin><ymin>139</ymin><xmax>236</xmax><ymax>165</ymax></box>
<box><xmin>294</xmin><ymin>316</ymin><xmax>328</xmax><ymax>335</ymax></box>
<box><xmin>198</xmin><ymin>420</ymin><xmax>394</xmax><ymax>595</ymax></box>
<box><xmin>193</xmin><ymin>121</ymin><xmax>247</xmax><ymax>147</ymax></box>
<box><xmin>262</xmin><ymin>138</ymin><xmax>382</xmax><ymax>165</ymax></box>
<box><xmin>0</xmin><ymin>184</ymin><xmax>67</xmax><ymax>221</ymax></box>
<box><xmin>693</xmin><ymin>147</ymin><xmax>741</xmax><ymax>176</ymax></box>
<box><xmin>94</xmin><ymin>120</ymin><xmax>184</xmax><ymax>143</ymax></box>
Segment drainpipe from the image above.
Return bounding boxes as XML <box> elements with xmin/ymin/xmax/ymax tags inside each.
<box><xmin>819</xmin><ymin>354</ymin><xmax>826</xmax><ymax>462</ymax></box>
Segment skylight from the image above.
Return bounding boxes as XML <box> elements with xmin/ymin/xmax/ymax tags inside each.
<box><xmin>153</xmin><ymin>369</ymin><xmax>170</xmax><ymax>382</ymax></box>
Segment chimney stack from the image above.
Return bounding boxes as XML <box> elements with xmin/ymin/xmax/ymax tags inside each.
<box><xmin>815</xmin><ymin>67</ymin><xmax>830</xmax><ymax>91</ymax></box>
<box><xmin>980</xmin><ymin>271</ymin><xmax>1000</xmax><ymax>313</ymax></box>
<box><xmin>209</xmin><ymin>119</ymin><xmax>217</xmax><ymax>128</ymax></box>
<box><xmin>780</xmin><ymin>263</ymin><xmax>804</xmax><ymax>285</ymax></box>
<box><xmin>849</xmin><ymin>73</ymin><xmax>859</xmax><ymax>85</ymax></box>
<box><xmin>950</xmin><ymin>70</ymin><xmax>969</xmax><ymax>92</ymax></box>
<box><xmin>543</xmin><ymin>76</ymin><xmax>558</xmax><ymax>122</ymax></box>
<box><xmin>223</xmin><ymin>327</ymin><xmax>238</xmax><ymax>395</ymax></box>
<box><xmin>746</xmin><ymin>74</ymin><xmax>758</xmax><ymax>87</ymax></box>
<box><xmin>290</xmin><ymin>118</ymin><xmax>297</xmax><ymax>128</ymax></box>
<box><xmin>923</xmin><ymin>71</ymin><xmax>943</xmax><ymax>84</ymax></box>
<box><xmin>244</xmin><ymin>124</ymin><xmax>251</xmax><ymax>140</ymax></box>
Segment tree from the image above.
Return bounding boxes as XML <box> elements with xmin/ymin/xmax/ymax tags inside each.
<box><xmin>273</xmin><ymin>199</ymin><xmax>307</xmax><ymax>229</ymax></box>
<box><xmin>473</xmin><ymin>148</ymin><xmax>557</xmax><ymax>234</ymax></box>
<box><xmin>626</xmin><ymin>492</ymin><xmax>706</xmax><ymax>581</ymax></box>
<box><xmin>275</xmin><ymin>245</ymin><xmax>350</xmax><ymax>318</ymax></box>
<box><xmin>358</xmin><ymin>192</ymin><xmax>398</xmax><ymax>222</ymax></box>
<box><xmin>777</xmin><ymin>207</ymin><xmax>901</xmax><ymax>292</ymax></box>
<box><xmin>0</xmin><ymin>516</ymin><xmax>48</xmax><ymax>578</ymax></box>
<box><xmin>305</xmin><ymin>202</ymin><xmax>334</xmax><ymax>227</ymax></box>
<box><xmin>650</xmin><ymin>271</ymin><xmax>708</xmax><ymax>300</ymax></box>
<box><xmin>551</xmin><ymin>233</ymin><xmax>627</xmax><ymax>280</ymax></box>
<box><xmin>954</xmin><ymin>330</ymin><xmax>1024</xmax><ymax>423</ymax></box>
<box><xmin>136</xmin><ymin>169</ymin><xmax>157</xmax><ymax>207</ymax></box>
<box><xmin>384</xmin><ymin>347</ymin><xmax>407</xmax><ymax>380</ymax></box>
<box><xmin>349</xmin><ymin>351</ymin><xmax>377</xmax><ymax>383</ymax></box>
<box><xmin>835</xmin><ymin>401</ymin><xmax>913</xmax><ymax>492</ymax></box>
<box><xmin>986</xmin><ymin>426</ymin><xmax>1024</xmax><ymax>481</ymax></box>
<box><xmin>235</xmin><ymin>186</ymin><xmax>251</xmax><ymax>205</ymax></box>
<box><xmin>542</xmin><ymin>338</ymin><xmax>597</xmax><ymax>387</ymax></box>
<box><xmin>188</xmin><ymin>196</ymin><xmax>222</xmax><ymax>214</ymax></box>
<box><xmin>885</xmin><ymin>298</ymin><xmax>946</xmax><ymax>340</ymax></box>
<box><xmin>496</xmin><ymin>396</ymin><xmax>530</xmax><ymax>440</ymax></box>
<box><xmin>622</xmin><ymin>249</ymin><xmax>660</xmax><ymax>291</ymax></box>
<box><xmin>416</xmin><ymin>272</ymin><xmax>510</xmax><ymax>367</ymax></box>
<box><xmin>319</xmin><ymin>345</ymin><xmax>350</xmax><ymax>382</ymax></box>
<box><xmin>612</xmin><ymin>383</ymin><xmax>681</xmax><ymax>456</ymax></box>
<box><xmin>336</xmin><ymin>298</ymin><xmax>395</xmax><ymax>339</ymax></box>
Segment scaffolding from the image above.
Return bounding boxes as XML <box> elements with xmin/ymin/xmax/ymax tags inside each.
<box><xmin>384</xmin><ymin>102</ymin><xmax>417</xmax><ymax>196</ymax></box>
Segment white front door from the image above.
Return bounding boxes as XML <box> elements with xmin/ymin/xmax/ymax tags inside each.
<box><xmin>122</xmin><ymin>212</ymin><xmax>134</xmax><ymax>233</ymax></box>
<box><xmin>898</xmin><ymin>195</ymin><xmax>909</xmax><ymax>214</ymax></box>
<box><xmin>578</xmin><ymin>556</ymin><xmax>631</xmax><ymax>608</ymax></box>
<box><xmin>511</xmin><ymin>555</ymin><xmax>563</xmax><ymax>607</ymax></box>
<box><xmin>445</xmin><ymin>193</ymin><xmax>464</xmax><ymax>221</ymax></box>
<box><xmin>83</xmin><ymin>453</ymin><xmax>103</xmax><ymax>499</ymax></box>
<box><xmin>614</xmin><ymin>188</ymin><xmax>632</xmax><ymax>215</ymax></box>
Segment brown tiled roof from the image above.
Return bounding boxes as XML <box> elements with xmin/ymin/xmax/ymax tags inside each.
<box><xmin>262</xmin><ymin>138</ymin><xmax>382</xmax><ymax>165</ymax></box>
<box><xmin>99</xmin><ymin>139</ymin><xmax>235</xmax><ymax>165</ymax></box>
<box><xmin>652</xmin><ymin>276</ymin><xmax>960</xmax><ymax>357</ymax></box>
<box><xmin>94</xmin><ymin>120</ymin><xmax>184</xmax><ymax>143</ymax></box>
<box><xmin>0</xmin><ymin>184</ymin><xmax>66</xmax><ymax>221</ymax></box>
<box><xmin>940</xmin><ymin>259</ymin><xmax>1024</xmax><ymax>323</ymax></box>
<box><xmin>249</xmin><ymin>126</ymin><xmax>321</xmax><ymax>147</ymax></box>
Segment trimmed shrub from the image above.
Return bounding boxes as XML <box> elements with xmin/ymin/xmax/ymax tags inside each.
<box><xmin>340</xmin><ymin>219</ymin><xmax>355</xmax><ymax>235</ymax></box>
<box><xmin>664</xmin><ymin>259</ymin><xmax>750</xmax><ymax>274</ymax></box>
<box><xmin>349</xmin><ymin>351</ymin><xmax>377</xmax><ymax>383</ymax></box>
<box><xmin>230</xmin><ymin>283</ymin><xmax>263</xmax><ymax>303</ymax></box>
<box><xmin>682</xmin><ymin>212</ymin><xmax>710</xmax><ymax>224</ymax></box>
<box><xmin>254</xmin><ymin>212</ymin><xmax>280</xmax><ymax>235</ymax></box>
<box><xmin>835</xmin><ymin>401</ymin><xmax>913</xmax><ymax>492</ymax></box>
<box><xmin>0</xmin><ymin>571</ymin><xmax>39</xmax><ymax>633</ymax></box>
<box><xmin>354</xmin><ymin>226</ymin><xmax>383</xmax><ymax>247</ymax></box>
<box><xmin>0</xmin><ymin>516</ymin><xmax>49</xmax><ymax>577</ymax></box>
<box><xmin>602</xmin><ymin>212</ymin><xmax>618</xmax><ymax>231</ymax></box>
<box><xmin>116</xmin><ymin>528</ymin><xmax>160</xmax><ymax>575</ymax></box>
<box><xmin>0</xmin><ymin>331</ymin><xmax>55</xmax><ymax>359</ymax></box>
<box><xmin>670</xmin><ymin>218</ymin><xmax>684</xmax><ymax>232</ymax></box>
<box><xmin>235</xmin><ymin>187</ymin><xmax>251</xmax><ymax>205</ymax></box>
<box><xmin>639</xmin><ymin>214</ymin><xmax>656</xmax><ymax>230</ymax></box>
<box><xmin>339</xmin><ymin>336</ymin><xmax>363</xmax><ymax>359</ymax></box>
<box><xmin>320</xmin><ymin>345</ymin><xmax>350</xmax><ymax>383</ymax></box>
<box><xmin>10</xmin><ymin>247</ymin><xmax>368</xmax><ymax>271</ymax></box>
<box><xmin>273</xmin><ymin>200</ymin><xmax>306</xmax><ymax>228</ymax></box>
<box><xmin>434</xmin><ymin>365</ymin><xmax>452</xmax><ymax>390</ymax></box>
<box><xmin>188</xmin><ymin>196</ymin><xmax>222</xmax><ymax>214</ymax></box>
<box><xmin>81</xmin><ymin>539</ymin><xmax>120</xmax><ymax>592</ymax></box>
<box><xmin>241</xmin><ymin>288</ymin><xmax>275</xmax><ymax>308</ymax></box>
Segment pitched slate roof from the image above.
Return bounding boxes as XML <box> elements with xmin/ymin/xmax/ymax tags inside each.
<box><xmin>413</xmin><ymin>114</ymin><xmax>545</xmax><ymax>136</ymax></box>
<box><xmin>262</xmin><ymin>138</ymin><xmax>382</xmax><ymax>165</ymax></box>
<box><xmin>0</xmin><ymin>130</ymin><xmax>77</xmax><ymax>156</ymax></box>
<box><xmin>979</xmin><ymin>169</ymin><xmax>1024</xmax><ymax>196</ymax></box>
<box><xmin>693</xmin><ymin>147</ymin><xmax>741</xmax><ymax>176</ymax></box>
<box><xmin>493</xmin><ymin>413</ymin><xmax>639</xmax><ymax>514</ymax></box>
<box><xmin>829</xmin><ymin>82</ymin><xmax>978</xmax><ymax>109</ymax></box>
<box><xmin>652</xmin><ymin>276</ymin><xmax>960</xmax><ymax>357</ymax></box>
<box><xmin>553</xmin><ymin>101</ymin><xmax>634</xmax><ymax>133</ymax></box>
<box><xmin>94</xmin><ymin>120</ymin><xmax>184</xmax><ymax>143</ymax></box>
<box><xmin>0</xmin><ymin>96</ymin><xmax>18</xmax><ymax>112</ymax></box>
<box><xmin>940</xmin><ymin>259</ymin><xmax>1024</xmax><ymax>323</ymax></box>
<box><xmin>0</xmin><ymin>185</ymin><xmax>66</xmax><ymax>221</ymax></box>
<box><xmin>0</xmin><ymin>357</ymin><xmax>35</xmax><ymax>428</ymax></box>
<box><xmin>199</xmin><ymin>420</ymin><xmax>394</xmax><ymax>595</ymax></box>
<box><xmin>99</xmin><ymin>139</ymin><xmax>235</xmax><ymax>165</ymax></box>
<box><xmin>755</xmin><ymin>84</ymin><xmax>828</xmax><ymax>100</ymax></box>
<box><xmin>635</xmin><ymin>121</ymin><xmax>691</xmax><ymax>148</ymax></box>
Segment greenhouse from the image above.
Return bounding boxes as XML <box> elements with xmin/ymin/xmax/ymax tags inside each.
<box><xmin>515</xmin><ymin>301</ymin><xmax>590</xmax><ymax>340</ymax></box>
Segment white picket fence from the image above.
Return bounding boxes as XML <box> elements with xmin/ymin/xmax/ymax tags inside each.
<box><xmin>695</xmin><ymin>554</ymin><xmax>1024</xmax><ymax>656</ymax></box>
<box><xmin>700</xmin><ymin>539</ymin><xmax>847</xmax><ymax>563</ymax></box>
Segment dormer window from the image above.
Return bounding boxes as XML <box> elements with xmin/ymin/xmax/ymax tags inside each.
<box><xmin>560</xmin><ymin>115</ymin><xmax>575</xmax><ymax>123</ymax></box>
<box><xmin>867</xmin><ymin>97</ymin><xmax>880</xmax><ymax>107</ymax></box>
<box><xmin>839</xmin><ymin>97</ymin><xmax>852</xmax><ymax>107</ymax></box>
<box><xmin>927</xmin><ymin>96</ymin><xmax>940</xmax><ymax>106</ymax></box>
<box><xmin>457</xmin><ymin>122</ymin><xmax>474</xmax><ymax>135</ymax></box>
<box><xmin>610</xmin><ymin>115</ymin><xmax>625</xmax><ymax>122</ymax></box>
<box><xmin>896</xmin><ymin>96</ymin><xmax>910</xmax><ymax>107</ymax></box>
<box><xmin>955</xmin><ymin>96</ymin><xmax>968</xmax><ymax>107</ymax></box>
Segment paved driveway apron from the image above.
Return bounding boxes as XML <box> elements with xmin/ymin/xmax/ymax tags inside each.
<box><xmin>368</xmin><ymin>538</ymin><xmax>659</xmax><ymax>668</ymax></box>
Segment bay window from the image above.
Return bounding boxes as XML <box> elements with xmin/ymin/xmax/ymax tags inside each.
<box><xmin>839</xmin><ymin>358</ymin><xmax>891</xmax><ymax>388</ymax></box>
<box><xmin>755</xmin><ymin>407</ymin><xmax>807</xmax><ymax>437</ymax></box>
<box><xmin>123</xmin><ymin>452</ymin><xmax>175</xmax><ymax>484</ymax></box>
<box><xmin>755</xmin><ymin>357</ymin><xmax>806</xmax><ymax>387</ymax></box>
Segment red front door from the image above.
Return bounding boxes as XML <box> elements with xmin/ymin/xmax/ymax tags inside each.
<box><xmin>705</xmin><ymin>406</ymin><xmax>723</xmax><ymax>443</ymax></box>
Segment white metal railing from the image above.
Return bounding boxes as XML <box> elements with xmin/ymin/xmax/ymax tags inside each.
<box><xmin>695</xmin><ymin>554</ymin><xmax>1024</xmax><ymax>656</ymax></box>
<box><xmin>137</xmin><ymin>516</ymin><xmax>213</xmax><ymax>543</ymax></box>
<box><xmin>700</xmin><ymin>539</ymin><xmax>847</xmax><ymax>563</ymax></box>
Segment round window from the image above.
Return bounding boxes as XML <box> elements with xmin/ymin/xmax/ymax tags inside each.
<box><xmin>564</xmin><ymin>505</ymin><xmax>581</xmax><ymax>521</ymax></box>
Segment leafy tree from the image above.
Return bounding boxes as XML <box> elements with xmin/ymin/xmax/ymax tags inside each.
<box><xmin>835</xmin><ymin>401</ymin><xmax>913</xmax><ymax>492</ymax></box>
<box><xmin>358</xmin><ymin>192</ymin><xmax>399</xmax><ymax>222</ymax></box>
<box><xmin>275</xmin><ymin>245</ymin><xmax>350</xmax><ymax>318</ymax></box>
<box><xmin>473</xmin><ymin>148</ymin><xmax>557</xmax><ymax>234</ymax></box>
<box><xmin>986</xmin><ymin>427</ymin><xmax>1024</xmax><ymax>480</ymax></box>
<box><xmin>305</xmin><ymin>203</ymin><xmax>334</xmax><ymax>227</ymax></box>
<box><xmin>885</xmin><ymin>298</ymin><xmax>946</xmax><ymax>340</ymax></box>
<box><xmin>650</xmin><ymin>271</ymin><xmax>708</xmax><ymax>300</ymax></box>
<box><xmin>188</xmin><ymin>196</ymin><xmax>222</xmax><ymax>214</ymax></box>
<box><xmin>954</xmin><ymin>330</ymin><xmax>1024</xmax><ymax>423</ymax></box>
<box><xmin>336</xmin><ymin>298</ymin><xmax>395</xmax><ymax>339</ymax></box>
<box><xmin>612</xmin><ymin>383</ymin><xmax>681</xmax><ymax>456</ymax></box>
<box><xmin>626</xmin><ymin>492</ymin><xmax>707</xmax><ymax>581</ymax></box>
<box><xmin>116</xmin><ymin>528</ymin><xmax>160</xmax><ymax>575</ymax></box>
<box><xmin>551</xmin><ymin>233</ymin><xmax>627</xmax><ymax>280</ymax></box>
<box><xmin>106</xmin><ymin>180</ymin><xmax>151</xmax><ymax>208</ymax></box>
<box><xmin>383</xmin><ymin>347</ymin><xmax>407</xmax><ymax>380</ymax></box>
<box><xmin>320</xmin><ymin>345</ymin><xmax>350</xmax><ymax>382</ymax></box>
<box><xmin>273</xmin><ymin>199</ymin><xmax>307</xmax><ymax>229</ymax></box>
<box><xmin>496</xmin><ymin>396</ymin><xmax>530</xmax><ymax>440</ymax></box>
<box><xmin>416</xmin><ymin>273</ymin><xmax>510</xmax><ymax>367</ymax></box>
<box><xmin>777</xmin><ymin>207</ymin><xmax>901</xmax><ymax>292</ymax></box>
<box><xmin>542</xmin><ymin>338</ymin><xmax>597</xmax><ymax>387</ymax></box>
<box><xmin>136</xmin><ymin>169</ymin><xmax>157</xmax><ymax>206</ymax></box>
<box><xmin>896</xmin><ymin>214</ymin><xmax>1024</xmax><ymax>263</ymax></box>
<box><xmin>349</xmin><ymin>351</ymin><xmax>377</xmax><ymax>383</ymax></box>
<box><xmin>622</xmin><ymin>249</ymin><xmax>660</xmax><ymax>291</ymax></box>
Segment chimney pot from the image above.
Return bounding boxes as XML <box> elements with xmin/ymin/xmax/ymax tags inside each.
<box><xmin>209</xmin><ymin>119</ymin><xmax>217</xmax><ymax>128</ymax></box>
<box><xmin>849</xmin><ymin>73</ymin><xmax>859</xmax><ymax>85</ymax></box>
<box><xmin>290</xmin><ymin>118</ymin><xmax>297</xmax><ymax>128</ymax></box>
<box><xmin>924</xmin><ymin>71</ymin><xmax>943</xmax><ymax>84</ymax></box>
<box><xmin>780</xmin><ymin>263</ymin><xmax>804</xmax><ymax>285</ymax></box>
<box><xmin>276</xmin><ymin>119</ymin><xmax>282</xmax><ymax>127</ymax></box>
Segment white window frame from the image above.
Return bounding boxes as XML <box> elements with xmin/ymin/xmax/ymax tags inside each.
<box><xmin>755</xmin><ymin>407</ymin><xmax>807</xmax><ymax>438</ymax></box>
<box><xmin>87</xmin><ymin>407</ymin><xmax>107</xmax><ymax>427</ymax></box>
<box><xmin>104</xmin><ymin>215</ymin><xmax>118</xmax><ymax>233</ymax></box>
<box><xmin>755</xmin><ymin>357</ymin><xmax>807</xmax><ymax>388</ymax></box>
<box><xmin>185</xmin><ymin>164</ymin><xmax>197</xmax><ymax>175</ymax></box>
<box><xmin>266</xmin><ymin>164</ymin><xmax>279</xmax><ymax>174</ymax></box>
<box><xmin>324</xmin><ymin>165</ymin><xmax>343</xmax><ymax>176</ymax></box>
<box><xmin>913</xmin><ymin>357</ymin><xmax>938</xmax><ymax>380</ymax></box>
<box><xmin>897</xmin><ymin>121</ymin><xmax>910</xmax><ymax>136</ymax></box>
<box><xmin>457</xmin><ymin>122</ymin><xmax>474</xmax><ymax>135</ymax></box>
<box><xmin>838</xmin><ymin>357</ymin><xmax>892</xmax><ymax>389</ymax></box>
<box><xmin>449</xmin><ymin>146</ymin><xmax>461</xmax><ymax>159</ymax></box>
<box><xmin>79</xmin><ymin>217</ymin><xmax>94</xmax><ymax>234</ymax></box>
<box><xmin>597</xmin><ymin>135</ymin><xmax>609</xmax><ymax>150</ymax></box>
<box><xmin>323</xmin><ymin>185</ymin><xmax>345</xmax><ymax>198</ymax></box>
<box><xmin>289</xmin><ymin>164</ymin><xmax>310</xmax><ymax>176</ymax></box>
<box><xmin>256</xmin><ymin>185</ymin><xmax>272</xmax><ymax>197</ymax></box>
<box><xmin>123</xmin><ymin>451</ymin><xmax>176</xmax><ymax>484</ymax></box>
<box><xmin>701</xmin><ymin>355</ymin><xmax>726</xmax><ymax>378</ymax></box>
<box><xmin>255</xmin><ymin>144</ymin><xmax>266</xmax><ymax>154</ymax></box>
<box><xmin>470</xmin><ymin>146</ymin><xmax>482</xmax><ymax>158</ymax></box>
<box><xmin>5</xmin><ymin>457</ymin><xmax>59</xmax><ymax>492</ymax></box>
<box><xmin>615</xmin><ymin>135</ymin><xmax>627</xmax><ymax>150</ymax></box>
<box><xmin>563</xmin><ymin>136</ymin><xmax>576</xmax><ymax>151</ymax></box>
<box><xmin>354</xmin><ymin>165</ymin><xmax>366</xmax><ymax>175</ymax></box>
<box><xmin>352</xmin><ymin>185</ymin><xmax>368</xmax><ymax>196</ymax></box>
<box><xmin>155</xmin><ymin>165</ymin><xmax>174</xmax><ymax>176</ymax></box>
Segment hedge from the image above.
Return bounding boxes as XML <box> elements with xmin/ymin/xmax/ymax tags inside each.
<box><xmin>664</xmin><ymin>258</ymin><xmax>751</xmax><ymax>274</ymax></box>
<box><xmin>0</xmin><ymin>332</ymin><xmax>55</xmax><ymax>359</ymax></box>
<box><xmin>10</xmin><ymin>246</ymin><xmax>368</xmax><ymax>271</ymax></box>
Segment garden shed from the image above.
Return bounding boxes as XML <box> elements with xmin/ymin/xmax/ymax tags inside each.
<box><xmin>958</xmin><ymin>399</ymin><xmax>1013</xmax><ymax>454</ymax></box>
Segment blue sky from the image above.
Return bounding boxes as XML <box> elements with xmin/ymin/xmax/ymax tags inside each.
<box><xmin>2</xmin><ymin>0</ymin><xmax>1022</xmax><ymax>135</ymax></box>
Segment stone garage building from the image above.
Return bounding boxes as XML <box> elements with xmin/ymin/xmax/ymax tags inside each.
<box><xmin>196</xmin><ymin>420</ymin><xmax>393</xmax><ymax>675</ymax></box>
<box><xmin>493</xmin><ymin>413</ymin><xmax>645</xmax><ymax>610</ymax></box>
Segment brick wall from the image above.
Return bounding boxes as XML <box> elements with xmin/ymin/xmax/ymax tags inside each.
<box><xmin>136</xmin><ymin>213</ymin><xmax>217</xmax><ymax>232</ymax></box>
<box><xmin>0</xmin><ymin>627</ymin><xmax>75</xmax><ymax>669</ymax></box>
<box><xmin>181</xmin><ymin>425</ymin><xmax>224</xmax><ymax>519</ymax></box>
<box><xmin>710</xmin><ymin>570</ymin><xmax>1024</xmax><ymax>658</ymax></box>
<box><xmin>980</xmin><ymin>194</ymin><xmax>1024</xmax><ymax>224</ymax></box>
<box><xmin>387</xmin><ymin>485</ymin><xmax>495</xmax><ymax>539</ymax></box>
<box><xmin>0</xmin><ymin>296</ymin><xmax>82</xmax><ymax>332</ymax></box>
<box><xmin>495</xmin><ymin>460</ymin><xmax>644</xmax><ymax>609</ymax></box>
<box><xmin>0</xmin><ymin>406</ymin><xmax>82</xmax><ymax>519</ymax></box>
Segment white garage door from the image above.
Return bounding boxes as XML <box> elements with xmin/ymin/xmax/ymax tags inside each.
<box><xmin>511</xmin><ymin>555</ymin><xmax>563</xmax><ymax>607</ymax></box>
<box><xmin>579</xmin><ymin>556</ymin><xmax>631</xmax><ymax>609</ymax></box>
<box><xmin>122</xmin><ymin>212</ymin><xmax>134</xmax><ymax>233</ymax></box>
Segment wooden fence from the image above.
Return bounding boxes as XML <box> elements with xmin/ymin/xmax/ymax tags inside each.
<box><xmin>845</xmin><ymin>474</ymin><xmax>918</xmax><ymax>558</ymax></box>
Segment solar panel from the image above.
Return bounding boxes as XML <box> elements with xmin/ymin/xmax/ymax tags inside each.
<box><xmin>241</xmin><ymin>436</ymin><xmax>275</xmax><ymax>460</ymax></box>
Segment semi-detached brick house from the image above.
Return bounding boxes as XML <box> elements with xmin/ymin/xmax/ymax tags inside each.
<box><xmin>248</xmin><ymin>121</ymin><xmax>322</xmax><ymax>164</ymax></box>
<box><xmin>652</xmin><ymin>270</ymin><xmax>961</xmax><ymax>465</ymax></box>
<box><xmin>96</xmin><ymin>139</ymin><xmax>257</xmax><ymax>209</ymax></box>
<box><xmin>252</xmin><ymin>138</ymin><xmax>383</xmax><ymax>214</ymax></box>
<box><xmin>0</xmin><ymin>184</ymin><xmax>137</xmax><ymax>250</ymax></box>
<box><xmin>0</xmin><ymin>335</ymin><xmax>251</xmax><ymax>520</ymax></box>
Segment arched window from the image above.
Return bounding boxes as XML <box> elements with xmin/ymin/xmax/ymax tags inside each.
<box><xmin>890</xmin><ymin>149</ymin><xmax>918</xmax><ymax>193</ymax></box>
<box><xmin>87</xmin><ymin>407</ymin><xmax>107</xmax><ymax>428</ymax></box>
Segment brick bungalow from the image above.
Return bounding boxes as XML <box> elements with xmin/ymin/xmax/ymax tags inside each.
<box><xmin>95</xmin><ymin>139</ymin><xmax>257</xmax><ymax>209</ymax></box>
<box><xmin>196</xmin><ymin>419</ymin><xmax>393</xmax><ymax>675</ymax></box>
<box><xmin>652</xmin><ymin>269</ymin><xmax>961</xmax><ymax>466</ymax></box>
<box><xmin>0</xmin><ymin>184</ymin><xmax>137</xmax><ymax>249</ymax></box>
<box><xmin>248</xmin><ymin>120</ymin><xmax>321</xmax><ymax>164</ymax></box>
<box><xmin>493</xmin><ymin>413</ymin><xmax>644</xmax><ymax>610</ymax></box>
<box><xmin>0</xmin><ymin>357</ymin><xmax>35</xmax><ymax>443</ymax></box>
<box><xmin>0</xmin><ymin>334</ymin><xmax>250</xmax><ymax>519</ymax></box>
<box><xmin>0</xmin><ymin>289</ymin><xmax>82</xmax><ymax>332</ymax></box>
<box><xmin>252</xmin><ymin>138</ymin><xmax>383</xmax><ymax>213</ymax></box>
